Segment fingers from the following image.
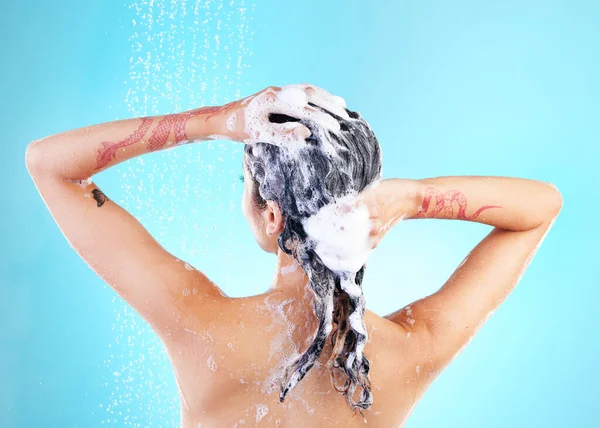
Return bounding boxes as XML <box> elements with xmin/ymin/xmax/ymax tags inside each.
<box><xmin>303</xmin><ymin>85</ymin><xmax>350</xmax><ymax>121</ymax></box>
<box><xmin>279</xmin><ymin>122</ymin><xmax>311</xmax><ymax>142</ymax></box>
<box><xmin>268</xmin><ymin>84</ymin><xmax>349</xmax><ymax>129</ymax></box>
<box><xmin>274</xmin><ymin>103</ymin><xmax>341</xmax><ymax>132</ymax></box>
<box><xmin>243</xmin><ymin>84</ymin><xmax>349</xmax><ymax>146</ymax></box>
<box><xmin>269</xmin><ymin>85</ymin><xmax>341</xmax><ymax>131</ymax></box>
<box><xmin>243</xmin><ymin>123</ymin><xmax>309</xmax><ymax>145</ymax></box>
<box><xmin>283</xmin><ymin>83</ymin><xmax>350</xmax><ymax>121</ymax></box>
<box><xmin>340</xmin><ymin>193</ymin><xmax>382</xmax><ymax>249</ymax></box>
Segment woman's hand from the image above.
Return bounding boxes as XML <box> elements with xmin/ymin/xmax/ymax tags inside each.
<box><xmin>208</xmin><ymin>84</ymin><xmax>351</xmax><ymax>145</ymax></box>
<box><xmin>302</xmin><ymin>179</ymin><xmax>417</xmax><ymax>272</ymax></box>
<box><xmin>346</xmin><ymin>182</ymin><xmax>386</xmax><ymax>250</ymax></box>
<box><xmin>343</xmin><ymin>179</ymin><xmax>422</xmax><ymax>250</ymax></box>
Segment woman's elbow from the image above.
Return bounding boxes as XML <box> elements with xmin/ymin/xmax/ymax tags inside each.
<box><xmin>544</xmin><ymin>182</ymin><xmax>563</xmax><ymax>217</ymax></box>
<box><xmin>25</xmin><ymin>139</ymin><xmax>50</xmax><ymax>176</ymax></box>
<box><xmin>25</xmin><ymin>141</ymin><xmax>41</xmax><ymax>172</ymax></box>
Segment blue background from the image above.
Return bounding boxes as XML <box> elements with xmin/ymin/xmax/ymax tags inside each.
<box><xmin>1</xmin><ymin>0</ymin><xmax>598</xmax><ymax>426</ymax></box>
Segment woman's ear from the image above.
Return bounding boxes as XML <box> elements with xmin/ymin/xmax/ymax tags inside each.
<box><xmin>264</xmin><ymin>200</ymin><xmax>285</xmax><ymax>236</ymax></box>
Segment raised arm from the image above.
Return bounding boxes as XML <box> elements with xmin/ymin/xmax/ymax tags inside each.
<box><xmin>24</xmin><ymin>84</ymin><xmax>339</xmax><ymax>337</ymax></box>
<box><xmin>363</xmin><ymin>176</ymin><xmax>562</xmax><ymax>377</ymax></box>
<box><xmin>24</xmin><ymin>103</ymin><xmax>243</xmax><ymax>337</ymax></box>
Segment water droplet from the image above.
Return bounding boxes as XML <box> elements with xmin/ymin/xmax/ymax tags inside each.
<box><xmin>207</xmin><ymin>356</ymin><xmax>218</xmax><ymax>372</ymax></box>
<box><xmin>255</xmin><ymin>404</ymin><xmax>269</xmax><ymax>422</ymax></box>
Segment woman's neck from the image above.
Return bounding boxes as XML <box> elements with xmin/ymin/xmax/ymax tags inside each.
<box><xmin>267</xmin><ymin>249</ymin><xmax>322</xmax><ymax>352</ymax></box>
<box><xmin>268</xmin><ymin>249</ymin><xmax>311</xmax><ymax>297</ymax></box>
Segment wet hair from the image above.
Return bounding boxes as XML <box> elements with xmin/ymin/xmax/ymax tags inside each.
<box><xmin>243</xmin><ymin>102</ymin><xmax>382</xmax><ymax>412</ymax></box>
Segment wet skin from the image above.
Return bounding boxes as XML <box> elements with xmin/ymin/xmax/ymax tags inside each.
<box><xmin>169</xmin><ymin>283</ymin><xmax>432</xmax><ymax>428</ymax></box>
<box><xmin>25</xmin><ymin>84</ymin><xmax>563</xmax><ymax>427</ymax></box>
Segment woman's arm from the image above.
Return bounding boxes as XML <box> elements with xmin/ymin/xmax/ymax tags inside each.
<box><xmin>369</xmin><ymin>176</ymin><xmax>562</xmax><ymax>381</ymax></box>
<box><xmin>25</xmin><ymin>105</ymin><xmax>240</xmax><ymax>337</ymax></box>
<box><xmin>26</xmin><ymin>104</ymin><xmax>236</xmax><ymax>178</ymax></box>
<box><xmin>361</xmin><ymin>176</ymin><xmax>561</xmax><ymax>244</ymax></box>
<box><xmin>25</xmin><ymin>83</ymin><xmax>338</xmax><ymax>337</ymax></box>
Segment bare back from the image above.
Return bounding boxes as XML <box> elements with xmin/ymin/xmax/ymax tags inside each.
<box><xmin>167</xmin><ymin>291</ymin><xmax>430</xmax><ymax>428</ymax></box>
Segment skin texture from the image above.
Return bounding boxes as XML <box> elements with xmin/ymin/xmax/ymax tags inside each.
<box><xmin>25</xmin><ymin>84</ymin><xmax>563</xmax><ymax>427</ymax></box>
<box><xmin>95</xmin><ymin>104</ymin><xmax>237</xmax><ymax>168</ymax></box>
<box><xmin>415</xmin><ymin>188</ymin><xmax>502</xmax><ymax>220</ymax></box>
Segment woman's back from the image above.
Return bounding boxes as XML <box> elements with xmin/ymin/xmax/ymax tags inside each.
<box><xmin>170</xmin><ymin>291</ymin><xmax>426</xmax><ymax>427</ymax></box>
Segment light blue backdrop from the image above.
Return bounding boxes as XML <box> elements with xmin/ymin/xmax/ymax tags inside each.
<box><xmin>1</xmin><ymin>0</ymin><xmax>598</xmax><ymax>427</ymax></box>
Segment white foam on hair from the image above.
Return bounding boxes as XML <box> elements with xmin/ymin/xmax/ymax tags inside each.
<box><xmin>242</xmin><ymin>84</ymin><xmax>345</xmax><ymax>149</ymax></box>
<box><xmin>285</xmin><ymin>83</ymin><xmax>350</xmax><ymax>119</ymax></box>
<box><xmin>245</xmin><ymin>84</ymin><xmax>380</xmax><ymax>408</ymax></box>
<box><xmin>301</xmin><ymin>193</ymin><xmax>374</xmax><ymax>274</ymax></box>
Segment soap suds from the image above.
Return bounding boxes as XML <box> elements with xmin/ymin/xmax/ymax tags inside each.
<box><xmin>258</xmin><ymin>295</ymin><xmax>302</xmax><ymax>396</ymax></box>
<box><xmin>226</xmin><ymin>113</ymin><xmax>237</xmax><ymax>131</ymax></box>
<box><xmin>206</xmin><ymin>356</ymin><xmax>218</xmax><ymax>372</ymax></box>
<box><xmin>280</xmin><ymin>263</ymin><xmax>298</xmax><ymax>275</ymax></box>
<box><xmin>255</xmin><ymin>404</ymin><xmax>269</xmax><ymax>423</ymax></box>
<box><xmin>302</xmin><ymin>193</ymin><xmax>373</xmax><ymax>274</ymax></box>
<box><xmin>242</xmin><ymin>84</ymin><xmax>350</xmax><ymax>148</ymax></box>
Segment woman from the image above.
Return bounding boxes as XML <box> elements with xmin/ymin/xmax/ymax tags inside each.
<box><xmin>26</xmin><ymin>84</ymin><xmax>562</xmax><ymax>427</ymax></box>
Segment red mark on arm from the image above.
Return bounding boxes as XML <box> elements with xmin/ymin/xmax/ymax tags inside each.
<box><xmin>147</xmin><ymin>103</ymin><xmax>237</xmax><ymax>152</ymax></box>
<box><xmin>415</xmin><ymin>187</ymin><xmax>501</xmax><ymax>220</ymax></box>
<box><xmin>95</xmin><ymin>117</ymin><xmax>154</xmax><ymax>170</ymax></box>
<box><xmin>94</xmin><ymin>103</ymin><xmax>239</xmax><ymax>169</ymax></box>
<box><xmin>147</xmin><ymin>114</ymin><xmax>179</xmax><ymax>152</ymax></box>
<box><xmin>204</xmin><ymin>101</ymin><xmax>236</xmax><ymax>121</ymax></box>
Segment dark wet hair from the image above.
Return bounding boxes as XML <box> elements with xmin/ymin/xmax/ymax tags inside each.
<box><xmin>243</xmin><ymin>102</ymin><xmax>382</xmax><ymax>412</ymax></box>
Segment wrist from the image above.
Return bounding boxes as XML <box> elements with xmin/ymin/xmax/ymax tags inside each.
<box><xmin>405</xmin><ymin>179</ymin><xmax>424</xmax><ymax>218</ymax></box>
<box><xmin>386</xmin><ymin>178</ymin><xmax>423</xmax><ymax>220</ymax></box>
<box><xmin>185</xmin><ymin>107</ymin><xmax>222</xmax><ymax>141</ymax></box>
<box><xmin>187</xmin><ymin>101</ymin><xmax>243</xmax><ymax>142</ymax></box>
